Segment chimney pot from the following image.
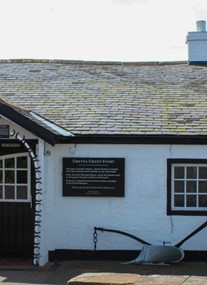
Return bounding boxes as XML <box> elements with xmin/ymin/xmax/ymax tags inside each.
<box><xmin>186</xmin><ymin>20</ymin><xmax>207</xmax><ymax>63</ymax></box>
<box><xmin>196</xmin><ymin>20</ymin><xmax>206</xmax><ymax>32</ymax></box>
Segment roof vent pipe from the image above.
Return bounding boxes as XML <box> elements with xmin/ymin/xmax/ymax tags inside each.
<box><xmin>186</xmin><ymin>20</ymin><xmax>207</xmax><ymax>63</ymax></box>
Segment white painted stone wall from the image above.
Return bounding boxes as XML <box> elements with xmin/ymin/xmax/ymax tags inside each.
<box><xmin>44</xmin><ymin>143</ymin><xmax>207</xmax><ymax>254</ymax></box>
<box><xmin>1</xmin><ymin>118</ymin><xmax>206</xmax><ymax>261</ymax></box>
<box><xmin>0</xmin><ymin>117</ymin><xmax>37</xmax><ymax>139</ymax></box>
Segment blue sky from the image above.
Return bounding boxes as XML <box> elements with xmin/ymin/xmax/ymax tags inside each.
<box><xmin>1</xmin><ymin>0</ymin><xmax>207</xmax><ymax>61</ymax></box>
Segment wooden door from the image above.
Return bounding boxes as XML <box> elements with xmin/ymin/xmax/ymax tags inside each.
<box><xmin>0</xmin><ymin>152</ymin><xmax>35</xmax><ymax>257</ymax></box>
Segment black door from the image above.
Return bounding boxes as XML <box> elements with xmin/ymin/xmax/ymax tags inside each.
<box><xmin>0</xmin><ymin>143</ymin><xmax>35</xmax><ymax>257</ymax></box>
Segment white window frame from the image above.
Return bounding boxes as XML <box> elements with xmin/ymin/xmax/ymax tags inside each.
<box><xmin>0</xmin><ymin>153</ymin><xmax>31</xmax><ymax>202</ymax></box>
<box><xmin>172</xmin><ymin>163</ymin><xmax>207</xmax><ymax>211</ymax></box>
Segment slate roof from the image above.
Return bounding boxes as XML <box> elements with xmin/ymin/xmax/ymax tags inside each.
<box><xmin>0</xmin><ymin>98</ymin><xmax>73</xmax><ymax>145</ymax></box>
<box><xmin>1</xmin><ymin>59</ymin><xmax>207</xmax><ymax>137</ymax></box>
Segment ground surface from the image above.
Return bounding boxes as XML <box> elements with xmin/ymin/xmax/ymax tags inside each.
<box><xmin>0</xmin><ymin>259</ymin><xmax>206</xmax><ymax>284</ymax></box>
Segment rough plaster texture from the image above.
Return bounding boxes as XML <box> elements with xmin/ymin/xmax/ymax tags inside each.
<box><xmin>45</xmin><ymin>143</ymin><xmax>207</xmax><ymax>253</ymax></box>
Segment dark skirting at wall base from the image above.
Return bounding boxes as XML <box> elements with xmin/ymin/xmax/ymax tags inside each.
<box><xmin>49</xmin><ymin>249</ymin><xmax>207</xmax><ymax>262</ymax></box>
<box><xmin>49</xmin><ymin>250</ymin><xmax>139</xmax><ymax>262</ymax></box>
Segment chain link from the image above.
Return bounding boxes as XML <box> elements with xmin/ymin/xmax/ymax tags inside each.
<box><xmin>93</xmin><ymin>227</ymin><xmax>98</xmax><ymax>250</ymax></box>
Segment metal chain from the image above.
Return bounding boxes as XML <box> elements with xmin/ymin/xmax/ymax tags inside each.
<box><xmin>93</xmin><ymin>227</ymin><xmax>98</xmax><ymax>250</ymax></box>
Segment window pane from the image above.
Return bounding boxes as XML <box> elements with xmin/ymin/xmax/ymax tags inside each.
<box><xmin>17</xmin><ymin>186</ymin><xmax>27</xmax><ymax>200</ymax></box>
<box><xmin>199</xmin><ymin>195</ymin><xmax>207</xmax><ymax>207</ymax></box>
<box><xmin>174</xmin><ymin>195</ymin><xmax>184</xmax><ymax>207</ymax></box>
<box><xmin>5</xmin><ymin>186</ymin><xmax>15</xmax><ymax>199</ymax></box>
<box><xmin>5</xmin><ymin>158</ymin><xmax>15</xmax><ymax>168</ymax></box>
<box><xmin>186</xmin><ymin>181</ymin><xmax>197</xmax><ymax>193</ymax></box>
<box><xmin>17</xmin><ymin>170</ymin><xmax>27</xmax><ymax>184</ymax></box>
<box><xmin>186</xmin><ymin>195</ymin><xmax>196</xmax><ymax>207</ymax></box>
<box><xmin>187</xmin><ymin>167</ymin><xmax>197</xmax><ymax>179</ymax></box>
<box><xmin>199</xmin><ymin>181</ymin><xmax>207</xmax><ymax>193</ymax></box>
<box><xmin>174</xmin><ymin>167</ymin><xmax>184</xmax><ymax>178</ymax></box>
<box><xmin>174</xmin><ymin>181</ymin><xmax>184</xmax><ymax>193</ymax></box>
<box><xmin>5</xmin><ymin>170</ymin><xmax>15</xmax><ymax>183</ymax></box>
<box><xmin>0</xmin><ymin>160</ymin><xmax>2</xmax><ymax>168</ymax></box>
<box><xmin>17</xmin><ymin>156</ymin><xmax>27</xmax><ymax>168</ymax></box>
<box><xmin>0</xmin><ymin>170</ymin><xmax>2</xmax><ymax>183</ymax></box>
<box><xmin>0</xmin><ymin>185</ymin><xmax>2</xmax><ymax>199</ymax></box>
<box><xmin>199</xmin><ymin>167</ymin><xmax>207</xmax><ymax>179</ymax></box>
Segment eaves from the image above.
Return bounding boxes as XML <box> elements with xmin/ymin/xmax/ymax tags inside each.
<box><xmin>58</xmin><ymin>134</ymin><xmax>207</xmax><ymax>145</ymax></box>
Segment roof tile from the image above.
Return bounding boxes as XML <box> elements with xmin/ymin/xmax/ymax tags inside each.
<box><xmin>1</xmin><ymin>60</ymin><xmax>207</xmax><ymax>136</ymax></box>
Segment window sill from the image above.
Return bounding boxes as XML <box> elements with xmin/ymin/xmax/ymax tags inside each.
<box><xmin>167</xmin><ymin>209</ymin><xmax>207</xmax><ymax>216</ymax></box>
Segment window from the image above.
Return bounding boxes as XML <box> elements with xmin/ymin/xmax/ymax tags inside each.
<box><xmin>0</xmin><ymin>153</ymin><xmax>30</xmax><ymax>202</ymax></box>
<box><xmin>167</xmin><ymin>159</ymin><xmax>207</xmax><ymax>215</ymax></box>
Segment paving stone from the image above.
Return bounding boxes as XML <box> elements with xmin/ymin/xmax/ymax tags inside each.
<box><xmin>68</xmin><ymin>273</ymin><xmax>143</xmax><ymax>285</ymax></box>
<box><xmin>67</xmin><ymin>273</ymin><xmax>207</xmax><ymax>285</ymax></box>
<box><xmin>135</xmin><ymin>275</ymin><xmax>189</xmax><ymax>284</ymax></box>
<box><xmin>183</xmin><ymin>276</ymin><xmax>207</xmax><ymax>285</ymax></box>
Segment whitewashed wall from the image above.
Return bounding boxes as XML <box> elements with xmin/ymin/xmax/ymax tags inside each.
<box><xmin>44</xmin><ymin>143</ymin><xmax>207</xmax><ymax>254</ymax></box>
<box><xmin>0</xmin><ymin>117</ymin><xmax>37</xmax><ymax>139</ymax></box>
<box><xmin>1</xmin><ymin>118</ymin><xmax>206</xmax><ymax>264</ymax></box>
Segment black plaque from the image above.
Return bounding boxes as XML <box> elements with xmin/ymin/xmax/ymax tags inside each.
<box><xmin>63</xmin><ymin>158</ymin><xmax>125</xmax><ymax>197</ymax></box>
<box><xmin>0</xmin><ymin>125</ymin><xmax>9</xmax><ymax>138</ymax></box>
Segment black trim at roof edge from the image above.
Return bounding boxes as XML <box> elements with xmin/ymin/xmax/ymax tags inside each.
<box><xmin>0</xmin><ymin>103</ymin><xmax>59</xmax><ymax>145</ymax></box>
<box><xmin>59</xmin><ymin>134</ymin><xmax>207</xmax><ymax>145</ymax></box>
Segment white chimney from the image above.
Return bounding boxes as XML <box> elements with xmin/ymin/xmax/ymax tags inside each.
<box><xmin>186</xmin><ymin>20</ymin><xmax>207</xmax><ymax>63</ymax></box>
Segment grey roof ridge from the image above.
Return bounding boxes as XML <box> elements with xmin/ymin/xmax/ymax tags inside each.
<box><xmin>0</xmin><ymin>58</ymin><xmax>188</xmax><ymax>66</ymax></box>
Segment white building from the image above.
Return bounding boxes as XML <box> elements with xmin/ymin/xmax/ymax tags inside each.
<box><xmin>0</xmin><ymin>22</ymin><xmax>207</xmax><ymax>266</ymax></box>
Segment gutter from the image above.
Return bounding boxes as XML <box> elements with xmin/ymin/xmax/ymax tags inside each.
<box><xmin>58</xmin><ymin>134</ymin><xmax>207</xmax><ymax>145</ymax></box>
